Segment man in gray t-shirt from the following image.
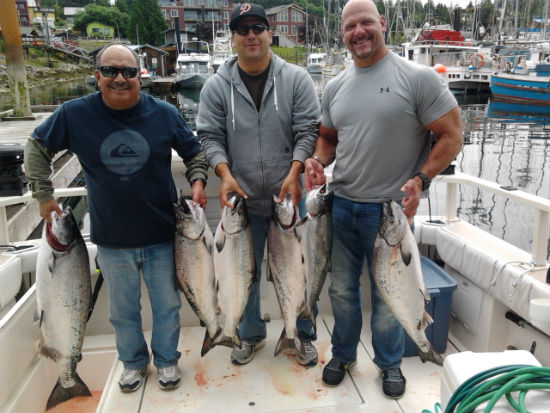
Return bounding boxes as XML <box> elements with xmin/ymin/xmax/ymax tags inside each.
<box><xmin>304</xmin><ymin>0</ymin><xmax>463</xmax><ymax>399</ymax></box>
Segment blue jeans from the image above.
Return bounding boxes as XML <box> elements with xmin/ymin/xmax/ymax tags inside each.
<box><xmin>329</xmin><ymin>197</ymin><xmax>403</xmax><ymax>370</ymax></box>
<box><xmin>97</xmin><ymin>240</ymin><xmax>181</xmax><ymax>370</ymax></box>
<box><xmin>237</xmin><ymin>212</ymin><xmax>316</xmax><ymax>343</ymax></box>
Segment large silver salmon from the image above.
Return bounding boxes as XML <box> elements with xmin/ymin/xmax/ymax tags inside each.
<box><xmin>35</xmin><ymin>205</ymin><xmax>92</xmax><ymax>410</ymax></box>
<box><xmin>267</xmin><ymin>194</ymin><xmax>306</xmax><ymax>357</ymax></box>
<box><xmin>213</xmin><ymin>195</ymin><xmax>255</xmax><ymax>348</ymax></box>
<box><xmin>372</xmin><ymin>200</ymin><xmax>444</xmax><ymax>366</ymax></box>
<box><xmin>301</xmin><ymin>184</ymin><xmax>333</xmax><ymax>332</ymax></box>
<box><xmin>174</xmin><ymin>199</ymin><xmax>220</xmax><ymax>356</ymax></box>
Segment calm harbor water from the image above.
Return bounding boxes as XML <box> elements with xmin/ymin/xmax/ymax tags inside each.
<box><xmin>1</xmin><ymin>76</ymin><xmax>548</xmax><ymax>259</ymax></box>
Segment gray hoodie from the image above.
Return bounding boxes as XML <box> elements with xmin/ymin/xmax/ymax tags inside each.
<box><xmin>197</xmin><ymin>52</ymin><xmax>320</xmax><ymax>216</ymax></box>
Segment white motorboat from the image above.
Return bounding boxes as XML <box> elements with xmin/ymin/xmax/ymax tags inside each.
<box><xmin>0</xmin><ymin>145</ymin><xmax>549</xmax><ymax>412</ymax></box>
<box><xmin>306</xmin><ymin>52</ymin><xmax>326</xmax><ymax>74</ymax></box>
<box><xmin>401</xmin><ymin>25</ymin><xmax>493</xmax><ymax>93</ymax></box>
<box><xmin>211</xmin><ymin>30</ymin><xmax>234</xmax><ymax>73</ymax></box>
<box><xmin>174</xmin><ymin>40</ymin><xmax>213</xmax><ymax>89</ymax></box>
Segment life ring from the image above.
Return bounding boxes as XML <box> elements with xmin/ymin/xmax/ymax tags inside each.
<box><xmin>470</xmin><ymin>53</ymin><xmax>484</xmax><ymax>69</ymax></box>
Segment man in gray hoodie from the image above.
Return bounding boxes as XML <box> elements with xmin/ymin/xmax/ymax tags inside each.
<box><xmin>197</xmin><ymin>3</ymin><xmax>321</xmax><ymax>366</ymax></box>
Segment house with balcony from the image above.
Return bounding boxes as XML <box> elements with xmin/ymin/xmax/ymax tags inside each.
<box><xmin>158</xmin><ymin>0</ymin><xmax>233</xmax><ymax>42</ymax></box>
<box><xmin>265</xmin><ymin>4</ymin><xmax>305</xmax><ymax>47</ymax></box>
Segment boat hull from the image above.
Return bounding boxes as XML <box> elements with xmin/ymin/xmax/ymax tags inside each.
<box><xmin>174</xmin><ymin>74</ymin><xmax>209</xmax><ymax>89</ymax></box>
<box><xmin>490</xmin><ymin>73</ymin><xmax>550</xmax><ymax>106</ymax></box>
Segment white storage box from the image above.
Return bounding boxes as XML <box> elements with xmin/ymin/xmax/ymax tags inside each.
<box><xmin>441</xmin><ymin>350</ymin><xmax>548</xmax><ymax>412</ymax></box>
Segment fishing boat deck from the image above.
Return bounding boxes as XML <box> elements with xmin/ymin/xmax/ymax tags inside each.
<box><xmin>38</xmin><ymin>314</ymin><xmax>457</xmax><ymax>413</ymax></box>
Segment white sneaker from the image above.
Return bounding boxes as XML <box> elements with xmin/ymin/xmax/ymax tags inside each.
<box><xmin>158</xmin><ymin>365</ymin><xmax>181</xmax><ymax>390</ymax></box>
<box><xmin>119</xmin><ymin>366</ymin><xmax>147</xmax><ymax>392</ymax></box>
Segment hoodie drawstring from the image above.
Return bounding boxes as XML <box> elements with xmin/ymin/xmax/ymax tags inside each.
<box><xmin>231</xmin><ymin>82</ymin><xmax>235</xmax><ymax>131</ymax></box>
<box><xmin>273</xmin><ymin>75</ymin><xmax>279</xmax><ymax>114</ymax></box>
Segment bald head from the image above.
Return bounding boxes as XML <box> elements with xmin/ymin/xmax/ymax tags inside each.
<box><xmin>96</xmin><ymin>43</ymin><xmax>139</xmax><ymax>68</ymax></box>
<box><xmin>340</xmin><ymin>0</ymin><xmax>387</xmax><ymax>67</ymax></box>
<box><xmin>342</xmin><ymin>0</ymin><xmax>380</xmax><ymax>22</ymax></box>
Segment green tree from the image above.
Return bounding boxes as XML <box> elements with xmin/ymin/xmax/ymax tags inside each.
<box><xmin>73</xmin><ymin>4</ymin><xmax>129</xmax><ymax>37</ymax></box>
<box><xmin>127</xmin><ymin>0</ymin><xmax>167</xmax><ymax>46</ymax></box>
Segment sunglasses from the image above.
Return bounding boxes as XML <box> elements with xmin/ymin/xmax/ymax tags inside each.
<box><xmin>99</xmin><ymin>66</ymin><xmax>139</xmax><ymax>79</ymax></box>
<box><xmin>234</xmin><ymin>23</ymin><xmax>268</xmax><ymax>36</ymax></box>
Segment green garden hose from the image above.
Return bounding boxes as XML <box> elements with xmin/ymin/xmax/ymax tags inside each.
<box><xmin>443</xmin><ymin>364</ymin><xmax>550</xmax><ymax>413</ymax></box>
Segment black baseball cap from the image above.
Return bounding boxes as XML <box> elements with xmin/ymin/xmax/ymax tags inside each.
<box><xmin>229</xmin><ymin>3</ymin><xmax>269</xmax><ymax>31</ymax></box>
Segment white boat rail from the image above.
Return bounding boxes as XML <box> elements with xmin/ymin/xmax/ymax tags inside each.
<box><xmin>1</xmin><ymin>173</ymin><xmax>548</xmax><ymax>264</ymax></box>
<box><xmin>0</xmin><ymin>187</ymin><xmax>88</xmax><ymax>244</ymax></box>
<box><xmin>433</xmin><ymin>172</ymin><xmax>550</xmax><ymax>266</ymax></box>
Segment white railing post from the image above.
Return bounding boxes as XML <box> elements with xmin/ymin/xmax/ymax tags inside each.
<box><xmin>445</xmin><ymin>181</ymin><xmax>458</xmax><ymax>222</ymax></box>
<box><xmin>532</xmin><ymin>209</ymin><xmax>549</xmax><ymax>267</ymax></box>
<box><xmin>0</xmin><ymin>206</ymin><xmax>9</xmax><ymax>244</ymax></box>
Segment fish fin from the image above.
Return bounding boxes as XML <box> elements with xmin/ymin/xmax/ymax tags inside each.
<box><xmin>274</xmin><ymin>329</ymin><xmax>300</xmax><ymax>357</ymax></box>
<box><xmin>418</xmin><ymin>349</ymin><xmax>444</xmax><ymax>366</ymax></box>
<box><xmin>201</xmin><ymin>329</ymin><xmax>212</xmax><ymax>357</ymax></box>
<box><xmin>39</xmin><ymin>343</ymin><xmax>60</xmax><ymax>361</ymax></box>
<box><xmin>214</xmin><ymin>226</ymin><xmax>225</xmax><ymax>253</ymax></box>
<box><xmin>48</xmin><ymin>254</ymin><xmax>56</xmax><ymax>274</ymax></box>
<box><xmin>266</xmin><ymin>258</ymin><xmax>273</xmax><ymax>282</ymax></box>
<box><xmin>45</xmin><ymin>373</ymin><xmax>91</xmax><ymax>411</ymax></box>
<box><xmin>34</xmin><ymin>309</ymin><xmax>44</xmax><ymax>327</ymax></box>
<box><xmin>399</xmin><ymin>242</ymin><xmax>412</xmax><ymax>266</ymax></box>
<box><xmin>423</xmin><ymin>310</ymin><xmax>434</xmax><ymax>326</ymax></box>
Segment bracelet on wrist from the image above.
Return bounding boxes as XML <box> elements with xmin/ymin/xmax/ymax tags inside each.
<box><xmin>312</xmin><ymin>155</ymin><xmax>326</xmax><ymax>168</ymax></box>
<box><xmin>191</xmin><ymin>177</ymin><xmax>207</xmax><ymax>187</ymax></box>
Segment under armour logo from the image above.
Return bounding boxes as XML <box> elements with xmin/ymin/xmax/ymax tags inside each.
<box><xmin>240</xmin><ymin>3</ymin><xmax>251</xmax><ymax>14</ymax></box>
<box><xmin>379</xmin><ymin>87</ymin><xmax>390</xmax><ymax>93</ymax></box>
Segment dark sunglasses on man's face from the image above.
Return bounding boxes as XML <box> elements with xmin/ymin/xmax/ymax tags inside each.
<box><xmin>234</xmin><ymin>23</ymin><xmax>268</xmax><ymax>36</ymax></box>
<box><xmin>99</xmin><ymin>66</ymin><xmax>139</xmax><ymax>79</ymax></box>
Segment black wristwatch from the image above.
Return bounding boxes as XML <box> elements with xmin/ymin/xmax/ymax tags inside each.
<box><xmin>412</xmin><ymin>172</ymin><xmax>431</xmax><ymax>191</ymax></box>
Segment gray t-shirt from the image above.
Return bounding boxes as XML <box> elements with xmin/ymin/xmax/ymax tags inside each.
<box><xmin>321</xmin><ymin>51</ymin><xmax>457</xmax><ymax>202</ymax></box>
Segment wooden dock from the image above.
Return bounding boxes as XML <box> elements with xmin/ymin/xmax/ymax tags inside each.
<box><xmin>150</xmin><ymin>76</ymin><xmax>175</xmax><ymax>93</ymax></box>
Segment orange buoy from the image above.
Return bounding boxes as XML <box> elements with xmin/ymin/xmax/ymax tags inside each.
<box><xmin>434</xmin><ymin>63</ymin><xmax>446</xmax><ymax>73</ymax></box>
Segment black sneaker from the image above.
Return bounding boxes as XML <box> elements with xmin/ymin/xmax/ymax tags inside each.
<box><xmin>381</xmin><ymin>367</ymin><xmax>406</xmax><ymax>399</ymax></box>
<box><xmin>322</xmin><ymin>358</ymin><xmax>356</xmax><ymax>386</ymax></box>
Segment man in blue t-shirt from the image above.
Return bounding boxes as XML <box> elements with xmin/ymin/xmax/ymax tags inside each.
<box><xmin>24</xmin><ymin>43</ymin><xmax>209</xmax><ymax>393</ymax></box>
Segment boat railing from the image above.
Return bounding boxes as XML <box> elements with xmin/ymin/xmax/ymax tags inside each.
<box><xmin>0</xmin><ymin>187</ymin><xmax>88</xmax><ymax>244</ymax></box>
<box><xmin>434</xmin><ymin>172</ymin><xmax>550</xmax><ymax>267</ymax></box>
<box><xmin>1</xmin><ymin>173</ymin><xmax>548</xmax><ymax>265</ymax></box>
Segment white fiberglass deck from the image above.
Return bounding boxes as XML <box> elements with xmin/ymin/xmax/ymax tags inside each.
<box><xmin>47</xmin><ymin>314</ymin><xmax>455</xmax><ymax>413</ymax></box>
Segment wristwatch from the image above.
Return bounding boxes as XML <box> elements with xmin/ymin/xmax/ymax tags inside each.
<box><xmin>412</xmin><ymin>172</ymin><xmax>431</xmax><ymax>191</ymax></box>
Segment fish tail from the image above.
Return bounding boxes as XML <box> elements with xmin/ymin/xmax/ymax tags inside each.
<box><xmin>274</xmin><ymin>329</ymin><xmax>300</xmax><ymax>357</ymax></box>
<box><xmin>212</xmin><ymin>334</ymin><xmax>240</xmax><ymax>348</ymax></box>
<box><xmin>201</xmin><ymin>327</ymin><xmax>222</xmax><ymax>357</ymax></box>
<box><xmin>418</xmin><ymin>349</ymin><xmax>444</xmax><ymax>366</ymax></box>
<box><xmin>46</xmin><ymin>373</ymin><xmax>91</xmax><ymax>410</ymax></box>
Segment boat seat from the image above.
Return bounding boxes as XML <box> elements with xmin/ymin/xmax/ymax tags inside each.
<box><xmin>415</xmin><ymin>218</ymin><xmax>550</xmax><ymax>334</ymax></box>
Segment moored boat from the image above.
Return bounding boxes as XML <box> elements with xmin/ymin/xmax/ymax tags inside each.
<box><xmin>490</xmin><ymin>64</ymin><xmax>550</xmax><ymax>107</ymax></box>
<box><xmin>306</xmin><ymin>52</ymin><xmax>326</xmax><ymax>74</ymax></box>
<box><xmin>174</xmin><ymin>40</ymin><xmax>213</xmax><ymax>89</ymax></box>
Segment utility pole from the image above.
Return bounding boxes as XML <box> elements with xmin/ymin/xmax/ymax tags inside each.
<box><xmin>0</xmin><ymin>0</ymin><xmax>32</xmax><ymax>117</ymax></box>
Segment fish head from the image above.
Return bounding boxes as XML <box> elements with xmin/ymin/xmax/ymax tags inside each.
<box><xmin>379</xmin><ymin>200</ymin><xmax>408</xmax><ymax>245</ymax></box>
<box><xmin>272</xmin><ymin>193</ymin><xmax>298</xmax><ymax>229</ymax></box>
<box><xmin>174</xmin><ymin>199</ymin><xmax>206</xmax><ymax>239</ymax></box>
<box><xmin>47</xmin><ymin>205</ymin><xmax>79</xmax><ymax>249</ymax></box>
<box><xmin>305</xmin><ymin>184</ymin><xmax>334</xmax><ymax>216</ymax></box>
<box><xmin>221</xmin><ymin>194</ymin><xmax>248</xmax><ymax>234</ymax></box>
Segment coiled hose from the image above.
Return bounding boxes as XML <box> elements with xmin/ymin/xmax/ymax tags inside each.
<box><xmin>443</xmin><ymin>364</ymin><xmax>550</xmax><ymax>413</ymax></box>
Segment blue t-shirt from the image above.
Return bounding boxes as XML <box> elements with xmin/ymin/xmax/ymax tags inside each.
<box><xmin>31</xmin><ymin>92</ymin><xmax>201</xmax><ymax>247</ymax></box>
